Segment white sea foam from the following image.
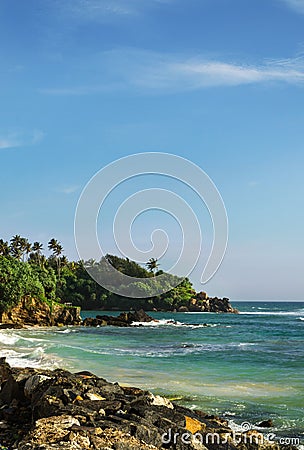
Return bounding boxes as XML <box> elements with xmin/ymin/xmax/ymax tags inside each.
<box><xmin>131</xmin><ymin>319</ymin><xmax>218</xmax><ymax>328</ymax></box>
<box><xmin>239</xmin><ymin>311</ymin><xmax>304</xmax><ymax>316</ymax></box>
<box><xmin>0</xmin><ymin>329</ymin><xmax>62</xmax><ymax>370</ymax></box>
<box><xmin>228</xmin><ymin>419</ymin><xmax>252</xmax><ymax>432</ymax></box>
<box><xmin>0</xmin><ymin>332</ymin><xmax>20</xmax><ymax>345</ymax></box>
<box><xmin>55</xmin><ymin>328</ymin><xmax>72</xmax><ymax>333</ymax></box>
<box><xmin>132</xmin><ymin>319</ymin><xmax>183</xmax><ymax>327</ymax></box>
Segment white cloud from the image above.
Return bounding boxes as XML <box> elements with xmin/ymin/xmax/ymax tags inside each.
<box><xmin>125</xmin><ymin>50</ymin><xmax>304</xmax><ymax>89</ymax></box>
<box><xmin>56</xmin><ymin>185</ymin><xmax>80</xmax><ymax>194</ymax></box>
<box><xmin>280</xmin><ymin>0</ymin><xmax>304</xmax><ymax>13</ymax></box>
<box><xmin>0</xmin><ymin>136</ymin><xmax>20</xmax><ymax>149</ymax></box>
<box><xmin>39</xmin><ymin>49</ymin><xmax>304</xmax><ymax>95</ymax></box>
<box><xmin>0</xmin><ymin>129</ymin><xmax>44</xmax><ymax>149</ymax></box>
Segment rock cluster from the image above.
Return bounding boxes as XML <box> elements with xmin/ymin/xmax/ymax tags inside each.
<box><xmin>0</xmin><ymin>297</ymin><xmax>81</xmax><ymax>327</ymax></box>
<box><xmin>0</xmin><ymin>359</ymin><xmax>296</xmax><ymax>450</ymax></box>
<box><xmin>178</xmin><ymin>296</ymin><xmax>239</xmax><ymax>313</ymax></box>
<box><xmin>83</xmin><ymin>309</ymin><xmax>154</xmax><ymax>327</ymax></box>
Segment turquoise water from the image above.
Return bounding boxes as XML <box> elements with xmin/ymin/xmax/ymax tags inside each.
<box><xmin>1</xmin><ymin>301</ymin><xmax>303</xmax><ymax>443</ymax></box>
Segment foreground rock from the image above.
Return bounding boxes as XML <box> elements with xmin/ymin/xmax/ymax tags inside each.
<box><xmin>83</xmin><ymin>309</ymin><xmax>154</xmax><ymax>327</ymax></box>
<box><xmin>0</xmin><ymin>359</ymin><xmax>296</xmax><ymax>450</ymax></box>
<box><xmin>0</xmin><ymin>296</ymin><xmax>81</xmax><ymax>327</ymax></box>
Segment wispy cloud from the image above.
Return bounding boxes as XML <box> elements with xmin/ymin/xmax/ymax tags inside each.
<box><xmin>39</xmin><ymin>49</ymin><xmax>304</xmax><ymax>95</ymax></box>
<box><xmin>39</xmin><ymin>85</ymin><xmax>118</xmax><ymax>96</ymax></box>
<box><xmin>56</xmin><ymin>185</ymin><xmax>80</xmax><ymax>195</ymax></box>
<box><xmin>0</xmin><ymin>129</ymin><xmax>44</xmax><ymax>149</ymax></box>
<box><xmin>280</xmin><ymin>0</ymin><xmax>304</xmax><ymax>13</ymax></box>
<box><xmin>54</xmin><ymin>0</ymin><xmax>172</xmax><ymax>21</ymax></box>
<box><xmin>0</xmin><ymin>136</ymin><xmax>20</xmax><ymax>150</ymax></box>
<box><xmin>248</xmin><ymin>181</ymin><xmax>260</xmax><ymax>188</ymax></box>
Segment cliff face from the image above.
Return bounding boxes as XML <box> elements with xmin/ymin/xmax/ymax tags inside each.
<box><xmin>0</xmin><ymin>296</ymin><xmax>81</xmax><ymax>327</ymax></box>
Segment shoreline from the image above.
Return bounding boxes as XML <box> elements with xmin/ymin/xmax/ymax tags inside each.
<box><xmin>0</xmin><ymin>358</ymin><xmax>298</xmax><ymax>450</ymax></box>
<box><xmin>1</xmin><ymin>306</ymin><xmax>303</xmax><ymax>448</ymax></box>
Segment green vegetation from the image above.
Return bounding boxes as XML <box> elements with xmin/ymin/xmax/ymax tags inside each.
<box><xmin>0</xmin><ymin>235</ymin><xmax>196</xmax><ymax>312</ymax></box>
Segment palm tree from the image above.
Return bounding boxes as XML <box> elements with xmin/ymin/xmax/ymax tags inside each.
<box><xmin>10</xmin><ymin>235</ymin><xmax>22</xmax><ymax>260</ymax></box>
<box><xmin>32</xmin><ymin>241</ymin><xmax>43</xmax><ymax>266</ymax></box>
<box><xmin>85</xmin><ymin>258</ymin><xmax>97</xmax><ymax>268</ymax></box>
<box><xmin>48</xmin><ymin>238</ymin><xmax>63</xmax><ymax>279</ymax></box>
<box><xmin>146</xmin><ymin>257</ymin><xmax>160</xmax><ymax>276</ymax></box>
<box><xmin>60</xmin><ymin>255</ymin><xmax>68</xmax><ymax>267</ymax></box>
<box><xmin>0</xmin><ymin>239</ymin><xmax>10</xmax><ymax>256</ymax></box>
<box><xmin>24</xmin><ymin>241</ymin><xmax>32</xmax><ymax>262</ymax></box>
<box><xmin>17</xmin><ymin>237</ymin><xmax>31</xmax><ymax>262</ymax></box>
<box><xmin>54</xmin><ymin>243</ymin><xmax>63</xmax><ymax>258</ymax></box>
<box><xmin>48</xmin><ymin>238</ymin><xmax>58</xmax><ymax>253</ymax></box>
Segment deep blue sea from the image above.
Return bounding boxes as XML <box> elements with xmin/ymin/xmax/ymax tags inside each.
<box><xmin>1</xmin><ymin>301</ymin><xmax>303</xmax><ymax>445</ymax></box>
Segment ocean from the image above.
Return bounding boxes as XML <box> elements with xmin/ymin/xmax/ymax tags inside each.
<box><xmin>1</xmin><ymin>301</ymin><xmax>303</xmax><ymax>445</ymax></box>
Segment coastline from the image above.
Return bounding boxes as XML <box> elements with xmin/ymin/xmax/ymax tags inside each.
<box><xmin>1</xmin><ymin>303</ymin><xmax>303</xmax><ymax>448</ymax></box>
<box><xmin>0</xmin><ymin>358</ymin><xmax>298</xmax><ymax>450</ymax></box>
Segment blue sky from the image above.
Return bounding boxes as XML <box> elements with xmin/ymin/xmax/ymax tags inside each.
<box><xmin>1</xmin><ymin>0</ymin><xmax>304</xmax><ymax>300</ymax></box>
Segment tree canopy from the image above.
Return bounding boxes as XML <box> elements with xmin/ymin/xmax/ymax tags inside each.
<box><xmin>0</xmin><ymin>235</ymin><xmax>197</xmax><ymax>312</ymax></box>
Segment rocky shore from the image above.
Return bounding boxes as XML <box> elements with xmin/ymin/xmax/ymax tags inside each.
<box><xmin>175</xmin><ymin>295</ymin><xmax>239</xmax><ymax>313</ymax></box>
<box><xmin>0</xmin><ymin>297</ymin><xmax>81</xmax><ymax>328</ymax></box>
<box><xmin>0</xmin><ymin>358</ymin><xmax>296</xmax><ymax>450</ymax></box>
<box><xmin>0</xmin><ymin>296</ymin><xmax>238</xmax><ymax>329</ymax></box>
<box><xmin>82</xmin><ymin>309</ymin><xmax>154</xmax><ymax>327</ymax></box>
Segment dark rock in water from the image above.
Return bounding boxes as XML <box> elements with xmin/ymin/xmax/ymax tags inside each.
<box><xmin>0</xmin><ymin>323</ymin><xmax>23</xmax><ymax>329</ymax></box>
<box><xmin>83</xmin><ymin>309</ymin><xmax>154</xmax><ymax>327</ymax></box>
<box><xmin>0</xmin><ymin>296</ymin><xmax>81</xmax><ymax>327</ymax></box>
<box><xmin>0</xmin><ymin>358</ymin><xmax>297</xmax><ymax>450</ymax></box>
<box><xmin>258</xmin><ymin>419</ymin><xmax>273</xmax><ymax>428</ymax></box>
<box><xmin>178</xmin><ymin>306</ymin><xmax>189</xmax><ymax>312</ymax></box>
<box><xmin>128</xmin><ymin>309</ymin><xmax>154</xmax><ymax>323</ymax></box>
<box><xmin>190</xmin><ymin>295</ymin><xmax>239</xmax><ymax>313</ymax></box>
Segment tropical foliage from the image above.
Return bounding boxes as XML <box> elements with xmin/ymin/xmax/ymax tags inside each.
<box><xmin>0</xmin><ymin>235</ymin><xmax>196</xmax><ymax>312</ymax></box>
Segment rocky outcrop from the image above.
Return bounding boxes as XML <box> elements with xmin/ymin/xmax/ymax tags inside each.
<box><xmin>0</xmin><ymin>296</ymin><xmax>81</xmax><ymax>327</ymax></box>
<box><xmin>83</xmin><ymin>309</ymin><xmax>154</xmax><ymax>327</ymax></box>
<box><xmin>185</xmin><ymin>295</ymin><xmax>239</xmax><ymax>313</ymax></box>
<box><xmin>0</xmin><ymin>359</ymin><xmax>296</xmax><ymax>450</ymax></box>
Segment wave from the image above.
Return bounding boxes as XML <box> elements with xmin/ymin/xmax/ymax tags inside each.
<box><xmin>299</xmin><ymin>317</ymin><xmax>304</xmax><ymax>321</ymax></box>
<box><xmin>55</xmin><ymin>328</ymin><xmax>73</xmax><ymax>333</ymax></box>
<box><xmin>1</xmin><ymin>345</ymin><xmax>62</xmax><ymax>369</ymax></box>
<box><xmin>0</xmin><ymin>332</ymin><xmax>20</xmax><ymax>345</ymax></box>
<box><xmin>37</xmin><ymin>339</ymin><xmax>259</xmax><ymax>360</ymax></box>
<box><xmin>131</xmin><ymin>319</ymin><xmax>183</xmax><ymax>327</ymax></box>
<box><xmin>0</xmin><ymin>329</ymin><xmax>63</xmax><ymax>370</ymax></box>
<box><xmin>239</xmin><ymin>311</ymin><xmax>304</xmax><ymax>316</ymax></box>
<box><xmin>131</xmin><ymin>319</ymin><xmax>219</xmax><ymax>328</ymax></box>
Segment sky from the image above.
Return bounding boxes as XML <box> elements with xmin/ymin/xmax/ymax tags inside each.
<box><xmin>1</xmin><ymin>0</ymin><xmax>304</xmax><ymax>300</ymax></box>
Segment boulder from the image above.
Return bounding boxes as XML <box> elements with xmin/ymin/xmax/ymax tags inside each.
<box><xmin>178</xmin><ymin>306</ymin><xmax>189</xmax><ymax>312</ymax></box>
<box><xmin>24</xmin><ymin>374</ymin><xmax>52</xmax><ymax>398</ymax></box>
<box><xmin>257</xmin><ymin>419</ymin><xmax>273</xmax><ymax>428</ymax></box>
